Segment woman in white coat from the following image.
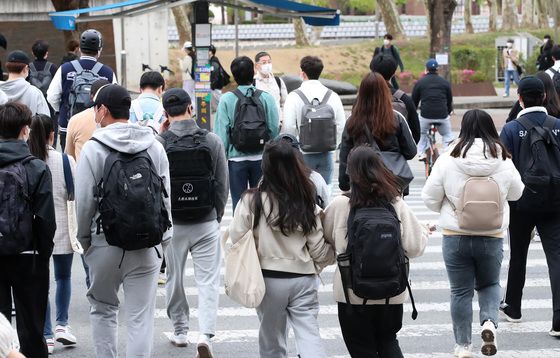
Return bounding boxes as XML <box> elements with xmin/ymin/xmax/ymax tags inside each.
<box><xmin>422</xmin><ymin>109</ymin><xmax>524</xmax><ymax>358</ymax></box>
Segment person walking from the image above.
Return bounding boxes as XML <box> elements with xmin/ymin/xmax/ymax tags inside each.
<box><xmin>283</xmin><ymin>56</ymin><xmax>346</xmax><ymax>185</ymax></box>
<box><xmin>157</xmin><ymin>88</ymin><xmax>228</xmax><ymax>357</ymax></box>
<box><xmin>502</xmin><ymin>39</ymin><xmax>521</xmax><ymax>98</ymax></box>
<box><xmin>499</xmin><ymin>76</ymin><xmax>560</xmax><ymax>336</ymax></box>
<box><xmin>214</xmin><ymin>56</ymin><xmax>279</xmax><ymax>211</ymax></box>
<box><xmin>507</xmin><ymin>71</ymin><xmax>560</xmax><ymax>122</ymax></box>
<box><xmin>129</xmin><ymin>71</ymin><xmax>166</xmax><ymax>133</ymax></box>
<box><xmin>254</xmin><ymin>51</ymin><xmax>288</xmax><ymax>119</ymax></box>
<box><xmin>209</xmin><ymin>45</ymin><xmax>230</xmax><ymax>113</ymax></box>
<box><xmin>0</xmin><ymin>102</ymin><xmax>56</xmax><ymax>358</ymax></box>
<box><xmin>228</xmin><ymin>138</ymin><xmax>335</xmax><ymax>358</ymax></box>
<box><xmin>75</xmin><ymin>84</ymin><xmax>172</xmax><ymax>358</ymax></box>
<box><xmin>324</xmin><ymin>145</ymin><xmax>428</xmax><ymax>357</ymax></box>
<box><xmin>374</xmin><ymin>34</ymin><xmax>404</xmax><ymax>90</ymax></box>
<box><xmin>180</xmin><ymin>41</ymin><xmax>196</xmax><ymax>110</ymax></box>
<box><xmin>28</xmin><ymin>114</ymin><xmax>79</xmax><ymax>354</ymax></box>
<box><xmin>339</xmin><ymin>72</ymin><xmax>416</xmax><ymax>192</ymax></box>
<box><xmin>423</xmin><ymin>109</ymin><xmax>524</xmax><ymax>357</ymax></box>
<box><xmin>537</xmin><ymin>35</ymin><xmax>555</xmax><ymax>72</ymax></box>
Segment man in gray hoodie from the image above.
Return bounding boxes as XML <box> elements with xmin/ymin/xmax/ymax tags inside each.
<box><xmin>157</xmin><ymin>88</ymin><xmax>228</xmax><ymax>357</ymax></box>
<box><xmin>75</xmin><ymin>84</ymin><xmax>172</xmax><ymax>358</ymax></box>
<box><xmin>0</xmin><ymin>51</ymin><xmax>49</xmax><ymax>116</ymax></box>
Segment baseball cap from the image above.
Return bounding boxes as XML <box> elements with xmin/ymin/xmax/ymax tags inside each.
<box><xmin>426</xmin><ymin>59</ymin><xmax>438</xmax><ymax>71</ymax></box>
<box><xmin>275</xmin><ymin>133</ymin><xmax>301</xmax><ymax>150</ymax></box>
<box><xmin>517</xmin><ymin>76</ymin><xmax>545</xmax><ymax>96</ymax></box>
<box><xmin>7</xmin><ymin>50</ymin><xmax>30</xmax><ymax>64</ymax></box>
<box><xmin>90</xmin><ymin>84</ymin><xmax>131</xmax><ymax>111</ymax></box>
<box><xmin>183</xmin><ymin>41</ymin><xmax>193</xmax><ymax>49</ymax></box>
<box><xmin>162</xmin><ymin>88</ymin><xmax>192</xmax><ymax>113</ymax></box>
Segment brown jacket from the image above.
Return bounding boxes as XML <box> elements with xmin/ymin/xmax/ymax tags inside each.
<box><xmin>503</xmin><ymin>48</ymin><xmax>520</xmax><ymax>71</ymax></box>
<box><xmin>65</xmin><ymin>108</ymin><xmax>96</xmax><ymax>161</ymax></box>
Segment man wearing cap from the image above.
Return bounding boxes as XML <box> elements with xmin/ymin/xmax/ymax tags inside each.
<box><xmin>412</xmin><ymin>59</ymin><xmax>454</xmax><ymax>160</ymax></box>
<box><xmin>499</xmin><ymin>76</ymin><xmax>560</xmax><ymax>336</ymax></box>
<box><xmin>75</xmin><ymin>83</ymin><xmax>172</xmax><ymax>358</ymax></box>
<box><xmin>156</xmin><ymin>88</ymin><xmax>228</xmax><ymax>356</ymax></box>
<box><xmin>0</xmin><ymin>50</ymin><xmax>50</xmax><ymax>115</ymax></box>
<box><xmin>47</xmin><ymin>29</ymin><xmax>116</xmax><ymax>151</ymax></box>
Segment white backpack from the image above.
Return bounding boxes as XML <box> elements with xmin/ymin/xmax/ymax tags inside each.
<box><xmin>131</xmin><ymin>100</ymin><xmax>165</xmax><ymax>134</ymax></box>
<box><xmin>455</xmin><ymin>177</ymin><xmax>503</xmax><ymax>231</ymax></box>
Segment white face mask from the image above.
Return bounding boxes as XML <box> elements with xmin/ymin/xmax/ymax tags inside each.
<box><xmin>260</xmin><ymin>63</ymin><xmax>273</xmax><ymax>74</ymax></box>
<box><xmin>94</xmin><ymin>106</ymin><xmax>105</xmax><ymax>129</ymax></box>
<box><xmin>507</xmin><ymin>42</ymin><xmax>513</xmax><ymax>48</ymax></box>
<box><xmin>544</xmin><ymin>38</ymin><xmax>549</xmax><ymax>44</ymax></box>
<box><xmin>383</xmin><ymin>39</ymin><xmax>391</xmax><ymax>46</ymax></box>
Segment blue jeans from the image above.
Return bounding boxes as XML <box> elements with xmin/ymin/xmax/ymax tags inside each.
<box><xmin>417</xmin><ymin>116</ymin><xmax>455</xmax><ymax>155</ymax></box>
<box><xmin>228</xmin><ymin>160</ymin><xmax>262</xmax><ymax>212</ymax></box>
<box><xmin>504</xmin><ymin>69</ymin><xmax>520</xmax><ymax>96</ymax></box>
<box><xmin>442</xmin><ymin>236</ymin><xmax>503</xmax><ymax>345</ymax></box>
<box><xmin>44</xmin><ymin>254</ymin><xmax>74</xmax><ymax>338</ymax></box>
<box><xmin>303</xmin><ymin>152</ymin><xmax>334</xmax><ymax>185</ymax></box>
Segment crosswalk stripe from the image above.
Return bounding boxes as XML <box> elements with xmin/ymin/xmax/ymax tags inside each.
<box><xmin>331</xmin><ymin>350</ymin><xmax>560</xmax><ymax>358</ymax></box>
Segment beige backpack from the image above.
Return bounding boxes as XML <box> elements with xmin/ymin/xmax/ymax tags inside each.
<box><xmin>455</xmin><ymin>177</ymin><xmax>503</xmax><ymax>231</ymax></box>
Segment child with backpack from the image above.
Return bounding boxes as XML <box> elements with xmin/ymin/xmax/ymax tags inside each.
<box><xmin>323</xmin><ymin>145</ymin><xmax>427</xmax><ymax>357</ymax></box>
<box><xmin>28</xmin><ymin>114</ymin><xmax>79</xmax><ymax>354</ymax></box>
<box><xmin>422</xmin><ymin>109</ymin><xmax>524</xmax><ymax>357</ymax></box>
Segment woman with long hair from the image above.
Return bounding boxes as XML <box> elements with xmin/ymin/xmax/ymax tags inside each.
<box><xmin>422</xmin><ymin>109</ymin><xmax>524</xmax><ymax>357</ymax></box>
<box><xmin>28</xmin><ymin>114</ymin><xmax>78</xmax><ymax>354</ymax></box>
<box><xmin>507</xmin><ymin>71</ymin><xmax>560</xmax><ymax>121</ymax></box>
<box><xmin>324</xmin><ymin>145</ymin><xmax>428</xmax><ymax>357</ymax></box>
<box><xmin>339</xmin><ymin>72</ymin><xmax>416</xmax><ymax>192</ymax></box>
<box><xmin>228</xmin><ymin>139</ymin><xmax>335</xmax><ymax>358</ymax></box>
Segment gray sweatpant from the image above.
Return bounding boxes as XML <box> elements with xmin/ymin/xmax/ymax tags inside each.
<box><xmin>256</xmin><ymin>275</ymin><xmax>327</xmax><ymax>358</ymax></box>
<box><xmin>85</xmin><ymin>244</ymin><xmax>162</xmax><ymax>358</ymax></box>
<box><xmin>165</xmin><ymin>220</ymin><xmax>221</xmax><ymax>336</ymax></box>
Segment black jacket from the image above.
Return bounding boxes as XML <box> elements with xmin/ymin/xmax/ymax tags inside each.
<box><xmin>0</xmin><ymin>140</ymin><xmax>55</xmax><ymax>258</ymax></box>
<box><xmin>411</xmin><ymin>73</ymin><xmax>453</xmax><ymax>120</ymax></box>
<box><xmin>392</xmin><ymin>86</ymin><xmax>420</xmax><ymax>143</ymax></box>
<box><xmin>537</xmin><ymin>44</ymin><xmax>554</xmax><ymax>71</ymax></box>
<box><xmin>338</xmin><ymin>113</ymin><xmax>417</xmax><ymax>191</ymax></box>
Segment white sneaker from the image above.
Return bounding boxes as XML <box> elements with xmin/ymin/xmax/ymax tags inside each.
<box><xmin>54</xmin><ymin>325</ymin><xmax>77</xmax><ymax>346</ymax></box>
<box><xmin>454</xmin><ymin>343</ymin><xmax>475</xmax><ymax>358</ymax></box>
<box><xmin>502</xmin><ymin>93</ymin><xmax>509</xmax><ymax>97</ymax></box>
<box><xmin>169</xmin><ymin>333</ymin><xmax>188</xmax><ymax>347</ymax></box>
<box><xmin>46</xmin><ymin>337</ymin><xmax>54</xmax><ymax>355</ymax></box>
<box><xmin>481</xmin><ymin>320</ymin><xmax>497</xmax><ymax>356</ymax></box>
<box><xmin>197</xmin><ymin>334</ymin><xmax>213</xmax><ymax>358</ymax></box>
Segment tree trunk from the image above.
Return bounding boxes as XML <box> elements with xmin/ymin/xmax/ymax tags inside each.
<box><xmin>487</xmin><ymin>0</ymin><xmax>498</xmax><ymax>32</ymax></box>
<box><xmin>377</xmin><ymin>0</ymin><xmax>405</xmax><ymax>38</ymax></box>
<box><xmin>426</xmin><ymin>0</ymin><xmax>457</xmax><ymax>81</ymax></box>
<box><xmin>501</xmin><ymin>0</ymin><xmax>518</xmax><ymax>30</ymax></box>
<box><xmin>464</xmin><ymin>0</ymin><xmax>474</xmax><ymax>33</ymax></box>
<box><xmin>520</xmin><ymin>0</ymin><xmax>535</xmax><ymax>28</ymax></box>
<box><xmin>294</xmin><ymin>18</ymin><xmax>310</xmax><ymax>47</ymax></box>
<box><xmin>51</xmin><ymin>0</ymin><xmax>81</xmax><ymax>44</ymax></box>
<box><xmin>171</xmin><ymin>4</ymin><xmax>192</xmax><ymax>45</ymax></box>
<box><xmin>536</xmin><ymin>0</ymin><xmax>550</xmax><ymax>28</ymax></box>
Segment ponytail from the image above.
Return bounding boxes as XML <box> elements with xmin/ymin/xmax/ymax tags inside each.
<box><xmin>28</xmin><ymin>114</ymin><xmax>53</xmax><ymax>161</ymax></box>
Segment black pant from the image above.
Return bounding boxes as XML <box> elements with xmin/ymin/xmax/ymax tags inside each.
<box><xmin>505</xmin><ymin>208</ymin><xmax>560</xmax><ymax>324</ymax></box>
<box><xmin>338</xmin><ymin>303</ymin><xmax>404</xmax><ymax>358</ymax></box>
<box><xmin>0</xmin><ymin>255</ymin><xmax>50</xmax><ymax>358</ymax></box>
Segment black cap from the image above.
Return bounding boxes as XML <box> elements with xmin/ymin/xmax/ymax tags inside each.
<box><xmin>162</xmin><ymin>88</ymin><xmax>191</xmax><ymax>112</ymax></box>
<box><xmin>7</xmin><ymin>50</ymin><xmax>30</xmax><ymax>64</ymax></box>
<box><xmin>80</xmin><ymin>29</ymin><xmax>102</xmax><ymax>52</ymax></box>
<box><xmin>91</xmin><ymin>84</ymin><xmax>131</xmax><ymax>111</ymax></box>
<box><xmin>518</xmin><ymin>76</ymin><xmax>545</xmax><ymax>96</ymax></box>
<box><xmin>275</xmin><ymin>133</ymin><xmax>301</xmax><ymax>150</ymax></box>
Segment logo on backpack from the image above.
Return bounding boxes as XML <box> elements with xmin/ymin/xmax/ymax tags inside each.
<box><xmin>28</xmin><ymin>62</ymin><xmax>54</xmax><ymax>97</ymax></box>
<box><xmin>230</xmin><ymin>88</ymin><xmax>270</xmax><ymax>153</ymax></box>
<box><xmin>161</xmin><ymin>129</ymin><xmax>216</xmax><ymax>221</ymax></box>
<box><xmin>295</xmin><ymin>89</ymin><xmax>337</xmax><ymax>153</ymax></box>
<box><xmin>92</xmin><ymin>138</ymin><xmax>171</xmax><ymax>251</ymax></box>
<box><xmin>0</xmin><ymin>157</ymin><xmax>34</xmax><ymax>255</ymax></box>
<box><xmin>454</xmin><ymin>177</ymin><xmax>502</xmax><ymax>231</ymax></box>
<box><xmin>68</xmin><ymin>60</ymin><xmax>105</xmax><ymax>118</ymax></box>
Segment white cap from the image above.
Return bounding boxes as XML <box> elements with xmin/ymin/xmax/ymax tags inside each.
<box><xmin>183</xmin><ymin>41</ymin><xmax>193</xmax><ymax>49</ymax></box>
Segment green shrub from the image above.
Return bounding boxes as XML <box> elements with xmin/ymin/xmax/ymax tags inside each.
<box><xmin>452</xmin><ymin>46</ymin><xmax>495</xmax><ymax>82</ymax></box>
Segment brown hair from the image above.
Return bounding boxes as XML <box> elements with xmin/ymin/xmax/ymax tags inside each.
<box><xmin>347</xmin><ymin>72</ymin><xmax>397</xmax><ymax>144</ymax></box>
<box><xmin>6</xmin><ymin>62</ymin><xmax>27</xmax><ymax>74</ymax></box>
<box><xmin>67</xmin><ymin>40</ymin><xmax>79</xmax><ymax>52</ymax></box>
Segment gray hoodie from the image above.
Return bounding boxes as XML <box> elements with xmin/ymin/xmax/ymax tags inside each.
<box><xmin>0</xmin><ymin>78</ymin><xmax>49</xmax><ymax>115</ymax></box>
<box><xmin>76</xmin><ymin>122</ymin><xmax>173</xmax><ymax>251</ymax></box>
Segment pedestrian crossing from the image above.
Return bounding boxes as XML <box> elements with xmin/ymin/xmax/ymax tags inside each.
<box><xmin>152</xmin><ymin>158</ymin><xmax>557</xmax><ymax>358</ymax></box>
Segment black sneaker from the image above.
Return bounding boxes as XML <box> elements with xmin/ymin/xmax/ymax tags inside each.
<box><xmin>499</xmin><ymin>305</ymin><xmax>522</xmax><ymax>323</ymax></box>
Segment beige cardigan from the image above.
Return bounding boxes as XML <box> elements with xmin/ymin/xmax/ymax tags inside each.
<box><xmin>228</xmin><ymin>192</ymin><xmax>335</xmax><ymax>275</ymax></box>
<box><xmin>323</xmin><ymin>195</ymin><xmax>429</xmax><ymax>305</ymax></box>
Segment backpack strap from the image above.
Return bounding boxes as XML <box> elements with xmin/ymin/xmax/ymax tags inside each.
<box><xmin>550</xmin><ymin>68</ymin><xmax>559</xmax><ymax>76</ymax></box>
<box><xmin>320</xmin><ymin>90</ymin><xmax>333</xmax><ymax>105</ymax></box>
<box><xmin>393</xmin><ymin>89</ymin><xmax>406</xmax><ymax>100</ymax></box>
<box><xmin>274</xmin><ymin>76</ymin><xmax>281</xmax><ymax>89</ymax></box>
<box><xmin>44</xmin><ymin>62</ymin><xmax>53</xmax><ymax>74</ymax></box>
<box><xmin>62</xmin><ymin>153</ymin><xmax>74</xmax><ymax>201</ymax></box>
<box><xmin>543</xmin><ymin>116</ymin><xmax>557</xmax><ymax>129</ymax></box>
<box><xmin>91</xmin><ymin>62</ymin><xmax>104</xmax><ymax>76</ymax></box>
<box><xmin>294</xmin><ymin>89</ymin><xmax>310</xmax><ymax>106</ymax></box>
<box><xmin>131</xmin><ymin>100</ymin><xmax>144</xmax><ymax>123</ymax></box>
<box><xmin>232</xmin><ymin>88</ymin><xmax>245</xmax><ymax>101</ymax></box>
<box><xmin>406</xmin><ymin>271</ymin><xmax>418</xmax><ymax>320</ymax></box>
<box><xmin>70</xmin><ymin>60</ymin><xmax>83</xmax><ymax>73</ymax></box>
<box><xmin>516</xmin><ymin>116</ymin><xmax>537</xmax><ymax>131</ymax></box>
<box><xmin>28</xmin><ymin>62</ymin><xmax>37</xmax><ymax>73</ymax></box>
<box><xmin>153</xmin><ymin>105</ymin><xmax>166</xmax><ymax>124</ymax></box>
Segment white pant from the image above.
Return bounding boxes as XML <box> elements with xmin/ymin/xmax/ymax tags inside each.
<box><xmin>417</xmin><ymin>115</ymin><xmax>455</xmax><ymax>154</ymax></box>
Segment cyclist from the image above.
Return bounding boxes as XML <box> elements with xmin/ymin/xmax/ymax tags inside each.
<box><xmin>412</xmin><ymin>59</ymin><xmax>454</xmax><ymax>161</ymax></box>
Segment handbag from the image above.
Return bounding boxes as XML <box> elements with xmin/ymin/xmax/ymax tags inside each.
<box><xmin>222</xmin><ymin>214</ymin><xmax>265</xmax><ymax>308</ymax></box>
<box><xmin>62</xmin><ymin>154</ymin><xmax>83</xmax><ymax>255</ymax></box>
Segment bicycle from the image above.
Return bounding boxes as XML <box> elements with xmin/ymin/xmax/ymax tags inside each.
<box><xmin>424</xmin><ymin>123</ymin><xmax>440</xmax><ymax>177</ymax></box>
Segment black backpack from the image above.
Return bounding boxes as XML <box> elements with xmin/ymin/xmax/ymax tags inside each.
<box><xmin>338</xmin><ymin>203</ymin><xmax>417</xmax><ymax>318</ymax></box>
<box><xmin>550</xmin><ymin>68</ymin><xmax>560</xmax><ymax>95</ymax></box>
<box><xmin>515</xmin><ymin>116</ymin><xmax>560</xmax><ymax>212</ymax></box>
<box><xmin>28</xmin><ymin>62</ymin><xmax>54</xmax><ymax>97</ymax></box>
<box><xmin>160</xmin><ymin>129</ymin><xmax>216</xmax><ymax>221</ymax></box>
<box><xmin>213</xmin><ymin>60</ymin><xmax>231</xmax><ymax>89</ymax></box>
<box><xmin>0</xmin><ymin>156</ymin><xmax>34</xmax><ymax>255</ymax></box>
<box><xmin>230</xmin><ymin>88</ymin><xmax>270</xmax><ymax>153</ymax></box>
<box><xmin>92</xmin><ymin>138</ymin><xmax>171</xmax><ymax>251</ymax></box>
<box><xmin>295</xmin><ymin>89</ymin><xmax>337</xmax><ymax>153</ymax></box>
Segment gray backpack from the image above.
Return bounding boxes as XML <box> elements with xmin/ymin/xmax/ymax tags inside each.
<box><xmin>28</xmin><ymin>62</ymin><xmax>53</xmax><ymax>97</ymax></box>
<box><xmin>392</xmin><ymin>89</ymin><xmax>408</xmax><ymax>119</ymax></box>
<box><xmin>68</xmin><ymin>60</ymin><xmax>104</xmax><ymax>117</ymax></box>
<box><xmin>295</xmin><ymin>89</ymin><xmax>337</xmax><ymax>153</ymax></box>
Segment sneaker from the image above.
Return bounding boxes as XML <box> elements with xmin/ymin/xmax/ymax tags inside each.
<box><xmin>503</xmin><ymin>93</ymin><xmax>509</xmax><ymax>97</ymax></box>
<box><xmin>197</xmin><ymin>334</ymin><xmax>213</xmax><ymax>358</ymax></box>
<box><xmin>454</xmin><ymin>343</ymin><xmax>475</xmax><ymax>358</ymax></box>
<box><xmin>481</xmin><ymin>320</ymin><xmax>497</xmax><ymax>356</ymax></box>
<box><xmin>54</xmin><ymin>325</ymin><xmax>77</xmax><ymax>346</ymax></box>
<box><xmin>550</xmin><ymin>328</ymin><xmax>560</xmax><ymax>337</ymax></box>
<box><xmin>499</xmin><ymin>305</ymin><xmax>522</xmax><ymax>323</ymax></box>
<box><xmin>46</xmin><ymin>337</ymin><xmax>54</xmax><ymax>354</ymax></box>
<box><xmin>169</xmin><ymin>333</ymin><xmax>188</xmax><ymax>347</ymax></box>
<box><xmin>158</xmin><ymin>272</ymin><xmax>167</xmax><ymax>285</ymax></box>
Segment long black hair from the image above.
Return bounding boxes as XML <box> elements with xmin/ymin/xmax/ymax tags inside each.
<box><xmin>28</xmin><ymin>114</ymin><xmax>54</xmax><ymax>161</ymax></box>
<box><xmin>450</xmin><ymin>109</ymin><xmax>510</xmax><ymax>160</ymax></box>
<box><xmin>245</xmin><ymin>139</ymin><xmax>317</xmax><ymax>236</ymax></box>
